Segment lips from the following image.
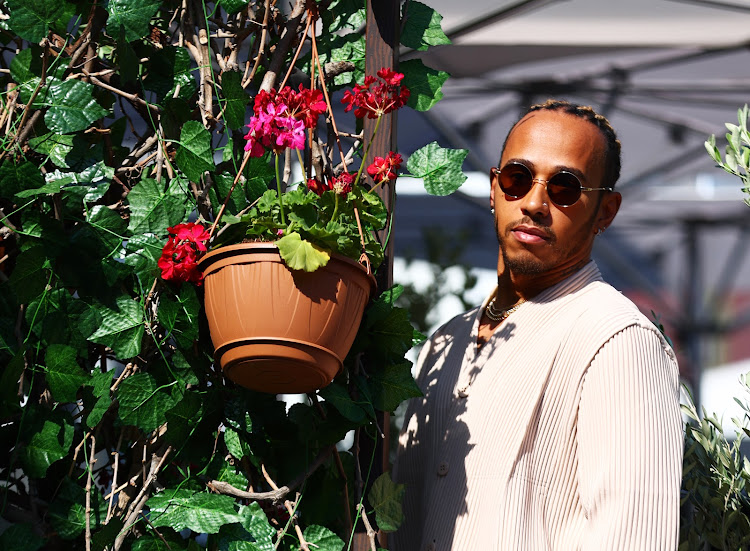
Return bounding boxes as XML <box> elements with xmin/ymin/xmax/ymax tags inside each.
<box><xmin>510</xmin><ymin>224</ymin><xmax>551</xmax><ymax>244</ymax></box>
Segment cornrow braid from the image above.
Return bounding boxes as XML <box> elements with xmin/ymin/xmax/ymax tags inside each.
<box><xmin>503</xmin><ymin>99</ymin><xmax>622</xmax><ymax>188</ymax></box>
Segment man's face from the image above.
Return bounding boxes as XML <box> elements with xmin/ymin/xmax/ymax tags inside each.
<box><xmin>490</xmin><ymin>109</ymin><xmax>618</xmax><ymax>279</ymax></box>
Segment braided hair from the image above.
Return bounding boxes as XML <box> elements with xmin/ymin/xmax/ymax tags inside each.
<box><xmin>502</xmin><ymin>99</ymin><xmax>622</xmax><ymax>189</ymax></box>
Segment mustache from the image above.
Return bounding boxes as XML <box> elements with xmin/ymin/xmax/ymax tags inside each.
<box><xmin>504</xmin><ymin>217</ymin><xmax>556</xmax><ymax>242</ymax></box>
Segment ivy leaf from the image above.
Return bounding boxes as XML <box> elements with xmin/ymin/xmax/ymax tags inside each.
<box><xmin>224</xmin><ymin>428</ymin><xmax>253</xmax><ymax>461</ymax></box>
<box><xmin>158</xmin><ymin>285</ymin><xmax>200</xmax><ymax>348</ymax></box>
<box><xmin>368</xmin><ymin>362</ymin><xmax>422</xmax><ymax>412</ymax></box>
<box><xmin>147</xmin><ymin>489</ymin><xmax>241</xmax><ymax>534</ymax></box>
<box><xmin>21</xmin><ymin>416</ymin><xmax>74</xmax><ymax>478</ymax></box>
<box><xmin>14</xmin><ymin>181</ymin><xmax>62</xmax><ymax>199</ymax></box>
<box><xmin>127</xmin><ymin>177</ymin><xmax>189</xmax><ymax>235</ymax></box>
<box><xmin>401</xmin><ymin>1</ymin><xmax>451</xmax><ymax>51</ymax></box>
<box><xmin>132</xmin><ymin>533</ymin><xmax>188</xmax><ymax>551</ymax></box>
<box><xmin>45</xmin><ymin>344</ymin><xmax>88</xmax><ymax>402</ymax></box>
<box><xmin>0</xmin><ymin>159</ymin><xmax>45</xmax><ymax>199</ymax></box>
<box><xmin>29</xmin><ymin>133</ymin><xmax>75</xmax><ymax>168</ymax></box>
<box><xmin>121</xmin><ymin>233</ymin><xmax>163</xmax><ymax>289</ymax></box>
<box><xmin>165</xmin><ymin>390</ymin><xmax>202</xmax><ymax>445</ymax></box>
<box><xmin>238</xmin><ymin>502</ymin><xmax>275</xmax><ymax>548</ymax></box>
<box><xmin>368</xmin><ymin>473</ymin><xmax>405</xmax><ymax>532</ymax></box>
<box><xmin>277</xmin><ymin>232</ymin><xmax>330</xmax><ymax>272</ymax></box>
<box><xmin>88</xmin><ymin>295</ymin><xmax>144</xmax><ymax>359</ymax></box>
<box><xmin>407</xmin><ymin>142</ymin><xmax>468</xmax><ymax>196</ymax></box>
<box><xmin>6</xmin><ymin>0</ymin><xmax>67</xmax><ymax>42</ymax></box>
<box><xmin>86</xmin><ymin>394</ymin><xmax>111</xmax><ymax>429</ymax></box>
<box><xmin>221</xmin><ymin>71</ymin><xmax>249</xmax><ymax>130</ymax></box>
<box><xmin>105</xmin><ymin>0</ymin><xmax>161</xmax><ymax>42</ymax></box>
<box><xmin>85</xmin><ymin>204</ymin><xmax>128</xmax><ymax>258</ymax></box>
<box><xmin>209</xmin><ymin>172</ymin><xmax>247</xmax><ymax>217</ymax></box>
<box><xmin>218</xmin><ymin>0</ymin><xmax>251</xmax><ymax>15</ymax></box>
<box><xmin>44</xmin><ymin>79</ymin><xmax>109</xmax><ymax>134</ymax></box>
<box><xmin>401</xmin><ymin>59</ymin><xmax>450</xmax><ymax>112</ymax></box>
<box><xmin>144</xmin><ymin>46</ymin><xmax>197</xmax><ymax>102</ymax></box>
<box><xmin>8</xmin><ymin>245</ymin><xmax>50</xmax><ymax>303</ymax></box>
<box><xmin>319</xmin><ymin>382</ymin><xmax>368</xmax><ymax>423</ymax></box>
<box><xmin>48</xmin><ymin>477</ymin><xmax>106</xmax><ymax>539</ymax></box>
<box><xmin>0</xmin><ymin>523</ymin><xmax>44</xmax><ymax>551</ymax></box>
<box><xmin>176</xmin><ymin>121</ymin><xmax>215</xmax><ymax>182</ymax></box>
<box><xmin>302</xmin><ymin>525</ymin><xmax>345</xmax><ymax>551</ymax></box>
<box><xmin>117</xmin><ymin>373</ymin><xmax>175</xmax><ymax>432</ymax></box>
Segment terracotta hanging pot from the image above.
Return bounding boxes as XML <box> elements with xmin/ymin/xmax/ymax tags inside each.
<box><xmin>198</xmin><ymin>242</ymin><xmax>375</xmax><ymax>394</ymax></box>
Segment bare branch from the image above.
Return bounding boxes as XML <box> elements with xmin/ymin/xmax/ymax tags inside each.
<box><xmin>259</xmin><ymin>0</ymin><xmax>307</xmax><ymax>93</ymax></box>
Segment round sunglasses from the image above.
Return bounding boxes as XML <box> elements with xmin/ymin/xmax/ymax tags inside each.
<box><xmin>491</xmin><ymin>162</ymin><xmax>613</xmax><ymax>207</ymax></box>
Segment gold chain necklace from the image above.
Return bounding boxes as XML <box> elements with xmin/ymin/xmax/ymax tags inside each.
<box><xmin>485</xmin><ymin>297</ymin><xmax>525</xmax><ymax>322</ymax></box>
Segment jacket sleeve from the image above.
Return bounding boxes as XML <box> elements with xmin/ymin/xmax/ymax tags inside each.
<box><xmin>577</xmin><ymin>324</ymin><xmax>682</xmax><ymax>551</ymax></box>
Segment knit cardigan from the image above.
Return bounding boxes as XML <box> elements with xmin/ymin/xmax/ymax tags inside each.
<box><xmin>392</xmin><ymin>262</ymin><xmax>682</xmax><ymax>551</ymax></box>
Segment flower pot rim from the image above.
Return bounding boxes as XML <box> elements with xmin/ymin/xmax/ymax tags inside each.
<box><xmin>197</xmin><ymin>240</ymin><xmax>377</xmax><ymax>294</ymax></box>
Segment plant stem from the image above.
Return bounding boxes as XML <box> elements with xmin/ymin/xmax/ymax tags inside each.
<box><xmin>275</xmin><ymin>153</ymin><xmax>287</xmax><ymax>226</ymax></box>
<box><xmin>331</xmin><ymin>192</ymin><xmax>340</xmax><ymax>223</ymax></box>
<box><xmin>354</xmin><ymin>115</ymin><xmax>383</xmax><ymax>187</ymax></box>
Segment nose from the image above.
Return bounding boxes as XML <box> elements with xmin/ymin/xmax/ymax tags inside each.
<box><xmin>520</xmin><ymin>179</ymin><xmax>551</xmax><ymax>217</ymax></box>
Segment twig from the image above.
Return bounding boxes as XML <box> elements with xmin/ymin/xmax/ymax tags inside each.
<box><xmin>110</xmin><ymin>363</ymin><xmax>133</xmax><ymax>393</ymax></box>
<box><xmin>85</xmin><ymin>434</ymin><xmax>96</xmax><ymax>551</ymax></box>
<box><xmin>357</xmin><ymin>504</ymin><xmax>378</xmax><ymax>551</ymax></box>
<box><xmin>106</xmin><ymin>432</ymin><xmax>123</xmax><ymax>523</ymax></box>
<box><xmin>242</xmin><ymin>0</ymin><xmax>271</xmax><ymax>88</ymax></box>
<box><xmin>262</xmin><ymin>467</ymin><xmax>310</xmax><ymax>551</ymax></box>
<box><xmin>87</xmin><ymin>75</ymin><xmax>160</xmax><ymax>114</ymax></box>
<box><xmin>259</xmin><ymin>0</ymin><xmax>307</xmax><ymax>93</ymax></box>
<box><xmin>114</xmin><ymin>445</ymin><xmax>173</xmax><ymax>551</ymax></box>
<box><xmin>69</xmin><ymin>432</ymin><xmax>91</xmax><ymax>477</ymax></box>
<box><xmin>141</xmin><ymin>513</ymin><xmax>172</xmax><ymax>550</ymax></box>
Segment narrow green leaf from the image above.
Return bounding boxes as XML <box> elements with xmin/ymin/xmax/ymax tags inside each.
<box><xmin>368</xmin><ymin>473</ymin><xmax>405</xmax><ymax>532</ymax></box>
<box><xmin>400</xmin><ymin>1</ymin><xmax>451</xmax><ymax>51</ymax></box>
<box><xmin>401</xmin><ymin>59</ymin><xmax>450</xmax><ymax>112</ymax></box>
<box><xmin>147</xmin><ymin>489</ymin><xmax>241</xmax><ymax>534</ymax></box>
<box><xmin>407</xmin><ymin>142</ymin><xmax>468</xmax><ymax>196</ymax></box>
<box><xmin>88</xmin><ymin>295</ymin><xmax>144</xmax><ymax>359</ymax></box>
<box><xmin>277</xmin><ymin>232</ymin><xmax>330</xmax><ymax>272</ymax></box>
<box><xmin>105</xmin><ymin>0</ymin><xmax>161</xmax><ymax>42</ymax></box>
<box><xmin>221</xmin><ymin>71</ymin><xmax>249</xmax><ymax>130</ymax></box>
<box><xmin>116</xmin><ymin>372</ymin><xmax>175</xmax><ymax>432</ymax></box>
<box><xmin>45</xmin><ymin>344</ymin><xmax>88</xmax><ymax>402</ymax></box>
<box><xmin>176</xmin><ymin>121</ymin><xmax>215</xmax><ymax>182</ymax></box>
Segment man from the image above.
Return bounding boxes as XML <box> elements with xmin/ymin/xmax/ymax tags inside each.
<box><xmin>393</xmin><ymin>100</ymin><xmax>682</xmax><ymax>550</ymax></box>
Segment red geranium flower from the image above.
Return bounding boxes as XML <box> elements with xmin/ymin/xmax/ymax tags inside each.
<box><xmin>341</xmin><ymin>67</ymin><xmax>410</xmax><ymax>119</ymax></box>
<box><xmin>367</xmin><ymin>151</ymin><xmax>403</xmax><ymax>184</ymax></box>
<box><xmin>158</xmin><ymin>222</ymin><xmax>210</xmax><ymax>285</ymax></box>
<box><xmin>306</xmin><ymin>177</ymin><xmax>329</xmax><ymax>196</ymax></box>
<box><xmin>330</xmin><ymin>172</ymin><xmax>354</xmax><ymax>195</ymax></box>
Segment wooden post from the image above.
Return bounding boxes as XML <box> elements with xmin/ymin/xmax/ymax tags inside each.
<box><xmin>353</xmin><ymin>0</ymin><xmax>400</xmax><ymax>549</ymax></box>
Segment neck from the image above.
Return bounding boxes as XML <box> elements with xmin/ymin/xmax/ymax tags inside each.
<box><xmin>495</xmin><ymin>257</ymin><xmax>590</xmax><ymax>308</ymax></box>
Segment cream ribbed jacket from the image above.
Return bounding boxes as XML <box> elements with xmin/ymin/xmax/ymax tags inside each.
<box><xmin>392</xmin><ymin>262</ymin><xmax>682</xmax><ymax>551</ymax></box>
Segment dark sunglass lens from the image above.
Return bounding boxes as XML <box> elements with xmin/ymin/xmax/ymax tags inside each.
<box><xmin>548</xmin><ymin>172</ymin><xmax>582</xmax><ymax>206</ymax></box>
<box><xmin>499</xmin><ymin>164</ymin><xmax>533</xmax><ymax>197</ymax></box>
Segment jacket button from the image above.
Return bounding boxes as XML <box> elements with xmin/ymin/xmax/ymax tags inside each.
<box><xmin>425</xmin><ymin>543</ymin><xmax>436</xmax><ymax>551</ymax></box>
<box><xmin>457</xmin><ymin>386</ymin><xmax>469</xmax><ymax>398</ymax></box>
<box><xmin>437</xmin><ymin>461</ymin><xmax>449</xmax><ymax>476</ymax></box>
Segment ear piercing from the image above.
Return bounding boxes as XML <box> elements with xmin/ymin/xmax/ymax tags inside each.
<box><xmin>490</xmin><ymin>208</ymin><xmax>495</xmax><ymax>214</ymax></box>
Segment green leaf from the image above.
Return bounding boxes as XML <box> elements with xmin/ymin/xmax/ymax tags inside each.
<box><xmin>176</xmin><ymin>121</ymin><xmax>215</xmax><ymax>182</ymax></box>
<box><xmin>132</xmin><ymin>533</ymin><xmax>188</xmax><ymax>551</ymax></box>
<box><xmin>147</xmin><ymin>489</ymin><xmax>241</xmax><ymax>534</ymax></box>
<box><xmin>28</xmin><ymin>133</ymin><xmax>75</xmax><ymax>168</ymax></box>
<box><xmin>0</xmin><ymin>160</ymin><xmax>45</xmax><ymax>199</ymax></box>
<box><xmin>401</xmin><ymin>59</ymin><xmax>450</xmax><ymax>112</ymax></box>
<box><xmin>21</xmin><ymin>416</ymin><xmax>74</xmax><ymax>478</ymax></box>
<box><xmin>127</xmin><ymin>177</ymin><xmax>189</xmax><ymax>235</ymax></box>
<box><xmin>87</xmin><ymin>394</ymin><xmax>111</xmax><ymax>428</ymax></box>
<box><xmin>221</xmin><ymin>71</ymin><xmax>249</xmax><ymax>130</ymax></box>
<box><xmin>85</xmin><ymin>204</ymin><xmax>128</xmax><ymax>257</ymax></box>
<box><xmin>14</xmin><ymin>180</ymin><xmax>62</xmax><ymax>199</ymax></box>
<box><xmin>105</xmin><ymin>0</ymin><xmax>161</xmax><ymax>42</ymax></box>
<box><xmin>368</xmin><ymin>362</ymin><xmax>422</xmax><ymax>412</ymax></box>
<box><xmin>319</xmin><ymin>382</ymin><xmax>367</xmax><ymax>423</ymax></box>
<box><xmin>48</xmin><ymin>477</ymin><xmax>106</xmax><ymax>540</ymax></box>
<box><xmin>44</xmin><ymin>79</ymin><xmax>109</xmax><ymax>134</ymax></box>
<box><xmin>8</xmin><ymin>245</ymin><xmax>50</xmax><ymax>303</ymax></box>
<box><xmin>144</xmin><ymin>46</ymin><xmax>197</xmax><ymax>102</ymax></box>
<box><xmin>238</xmin><ymin>502</ymin><xmax>275</xmax><ymax>547</ymax></box>
<box><xmin>121</xmin><ymin>234</ymin><xmax>163</xmax><ymax>289</ymax></box>
<box><xmin>224</xmin><ymin>427</ymin><xmax>253</xmax><ymax>461</ymax></box>
<box><xmin>6</xmin><ymin>0</ymin><xmax>68</xmax><ymax>42</ymax></box>
<box><xmin>116</xmin><ymin>372</ymin><xmax>175</xmax><ymax>432</ymax></box>
<box><xmin>407</xmin><ymin>142</ymin><xmax>468</xmax><ymax>196</ymax></box>
<box><xmin>165</xmin><ymin>390</ymin><xmax>202</xmax><ymax>445</ymax></box>
<box><xmin>302</xmin><ymin>525</ymin><xmax>344</xmax><ymax>551</ymax></box>
<box><xmin>88</xmin><ymin>295</ymin><xmax>144</xmax><ymax>359</ymax></box>
<box><xmin>0</xmin><ymin>523</ymin><xmax>44</xmax><ymax>551</ymax></box>
<box><xmin>368</xmin><ymin>473</ymin><xmax>405</xmax><ymax>532</ymax></box>
<box><xmin>219</xmin><ymin>0</ymin><xmax>251</xmax><ymax>15</ymax></box>
<box><xmin>400</xmin><ymin>1</ymin><xmax>451</xmax><ymax>51</ymax></box>
<box><xmin>45</xmin><ymin>344</ymin><xmax>88</xmax><ymax>402</ymax></box>
<box><xmin>277</xmin><ymin>232</ymin><xmax>330</xmax><ymax>272</ymax></box>
<box><xmin>158</xmin><ymin>285</ymin><xmax>200</xmax><ymax>348</ymax></box>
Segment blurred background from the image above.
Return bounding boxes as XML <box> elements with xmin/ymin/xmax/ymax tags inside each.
<box><xmin>385</xmin><ymin>0</ymin><xmax>750</xmax><ymax>433</ymax></box>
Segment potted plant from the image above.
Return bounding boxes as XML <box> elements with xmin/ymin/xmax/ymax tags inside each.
<box><xmin>156</xmin><ymin>64</ymin><xmax>461</xmax><ymax>393</ymax></box>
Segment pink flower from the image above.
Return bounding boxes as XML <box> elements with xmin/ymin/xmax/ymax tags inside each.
<box><xmin>158</xmin><ymin>223</ymin><xmax>210</xmax><ymax>285</ymax></box>
<box><xmin>341</xmin><ymin>68</ymin><xmax>410</xmax><ymax>119</ymax></box>
<box><xmin>367</xmin><ymin>151</ymin><xmax>403</xmax><ymax>184</ymax></box>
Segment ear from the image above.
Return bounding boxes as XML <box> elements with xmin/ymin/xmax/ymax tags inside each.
<box><xmin>489</xmin><ymin>168</ymin><xmax>498</xmax><ymax>209</ymax></box>
<box><xmin>595</xmin><ymin>190</ymin><xmax>621</xmax><ymax>231</ymax></box>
